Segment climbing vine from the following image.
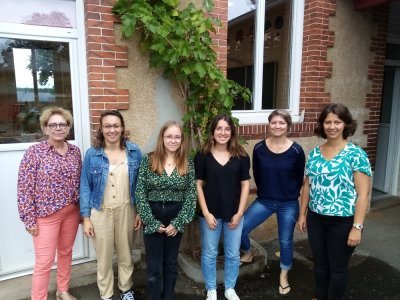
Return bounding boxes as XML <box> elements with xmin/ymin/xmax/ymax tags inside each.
<box><xmin>113</xmin><ymin>0</ymin><xmax>250</xmax><ymax>148</ymax></box>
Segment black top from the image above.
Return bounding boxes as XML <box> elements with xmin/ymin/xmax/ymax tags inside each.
<box><xmin>194</xmin><ymin>151</ymin><xmax>251</xmax><ymax>221</ymax></box>
<box><xmin>253</xmin><ymin>140</ymin><xmax>305</xmax><ymax>200</ymax></box>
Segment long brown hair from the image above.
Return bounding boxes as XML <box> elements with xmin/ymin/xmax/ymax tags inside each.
<box><xmin>202</xmin><ymin>114</ymin><xmax>247</xmax><ymax>157</ymax></box>
<box><xmin>94</xmin><ymin>110</ymin><xmax>126</xmax><ymax>149</ymax></box>
<box><xmin>150</xmin><ymin>121</ymin><xmax>188</xmax><ymax>176</ymax></box>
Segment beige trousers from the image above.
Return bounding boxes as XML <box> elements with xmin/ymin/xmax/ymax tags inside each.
<box><xmin>90</xmin><ymin>204</ymin><xmax>135</xmax><ymax>299</ymax></box>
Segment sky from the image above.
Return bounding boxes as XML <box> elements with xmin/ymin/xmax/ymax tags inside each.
<box><xmin>228</xmin><ymin>0</ymin><xmax>256</xmax><ymax>21</ymax></box>
<box><xmin>13</xmin><ymin>48</ymin><xmax>54</xmax><ymax>89</ymax></box>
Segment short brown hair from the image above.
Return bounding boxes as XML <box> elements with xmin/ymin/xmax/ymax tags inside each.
<box><xmin>268</xmin><ymin>109</ymin><xmax>292</xmax><ymax>128</ymax></box>
<box><xmin>314</xmin><ymin>103</ymin><xmax>357</xmax><ymax>139</ymax></box>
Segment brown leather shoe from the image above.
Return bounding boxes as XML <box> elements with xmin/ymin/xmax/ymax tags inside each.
<box><xmin>56</xmin><ymin>291</ymin><xmax>77</xmax><ymax>300</ymax></box>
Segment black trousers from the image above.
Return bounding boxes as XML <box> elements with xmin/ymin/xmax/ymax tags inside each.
<box><xmin>144</xmin><ymin>201</ymin><xmax>183</xmax><ymax>300</ymax></box>
<box><xmin>307</xmin><ymin>210</ymin><xmax>355</xmax><ymax>300</ymax></box>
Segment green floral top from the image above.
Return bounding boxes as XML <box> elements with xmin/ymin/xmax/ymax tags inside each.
<box><xmin>306</xmin><ymin>143</ymin><xmax>372</xmax><ymax>217</ymax></box>
<box><xmin>135</xmin><ymin>154</ymin><xmax>197</xmax><ymax>234</ymax></box>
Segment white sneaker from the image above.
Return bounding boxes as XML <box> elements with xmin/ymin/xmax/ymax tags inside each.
<box><xmin>206</xmin><ymin>289</ymin><xmax>217</xmax><ymax>300</ymax></box>
<box><xmin>224</xmin><ymin>288</ymin><xmax>240</xmax><ymax>300</ymax></box>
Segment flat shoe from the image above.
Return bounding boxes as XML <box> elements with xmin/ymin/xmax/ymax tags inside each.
<box><xmin>240</xmin><ymin>252</ymin><xmax>253</xmax><ymax>263</ymax></box>
<box><xmin>279</xmin><ymin>284</ymin><xmax>291</xmax><ymax>296</ymax></box>
<box><xmin>56</xmin><ymin>291</ymin><xmax>77</xmax><ymax>300</ymax></box>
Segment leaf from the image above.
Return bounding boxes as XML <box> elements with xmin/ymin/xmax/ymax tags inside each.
<box><xmin>162</xmin><ymin>0</ymin><xmax>180</xmax><ymax>7</ymax></box>
<box><xmin>203</xmin><ymin>0</ymin><xmax>214</xmax><ymax>12</ymax></box>
<box><xmin>194</xmin><ymin>63</ymin><xmax>206</xmax><ymax>78</ymax></box>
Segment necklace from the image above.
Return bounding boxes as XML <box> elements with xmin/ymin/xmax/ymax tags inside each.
<box><xmin>166</xmin><ymin>160</ymin><xmax>175</xmax><ymax>166</ymax></box>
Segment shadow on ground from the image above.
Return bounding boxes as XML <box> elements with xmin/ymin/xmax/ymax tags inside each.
<box><xmin>69</xmin><ymin>239</ymin><xmax>400</xmax><ymax>300</ymax></box>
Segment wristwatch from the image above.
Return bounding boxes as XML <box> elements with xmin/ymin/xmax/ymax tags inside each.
<box><xmin>353</xmin><ymin>223</ymin><xmax>364</xmax><ymax>230</ymax></box>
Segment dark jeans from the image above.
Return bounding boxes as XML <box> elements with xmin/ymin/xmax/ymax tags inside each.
<box><xmin>307</xmin><ymin>210</ymin><xmax>355</xmax><ymax>300</ymax></box>
<box><xmin>144</xmin><ymin>201</ymin><xmax>183</xmax><ymax>300</ymax></box>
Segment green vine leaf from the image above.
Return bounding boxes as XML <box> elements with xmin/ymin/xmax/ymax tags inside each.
<box><xmin>113</xmin><ymin>0</ymin><xmax>250</xmax><ymax>150</ymax></box>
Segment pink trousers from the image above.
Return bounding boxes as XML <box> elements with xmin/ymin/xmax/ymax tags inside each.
<box><xmin>31</xmin><ymin>204</ymin><xmax>80</xmax><ymax>300</ymax></box>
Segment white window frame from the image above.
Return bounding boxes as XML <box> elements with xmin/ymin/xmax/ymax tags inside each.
<box><xmin>232</xmin><ymin>0</ymin><xmax>304</xmax><ymax>125</ymax></box>
<box><xmin>0</xmin><ymin>0</ymin><xmax>91</xmax><ymax>153</ymax></box>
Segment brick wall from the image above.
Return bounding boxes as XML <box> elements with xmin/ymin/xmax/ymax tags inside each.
<box><xmin>84</xmin><ymin>0</ymin><xmax>385</xmax><ymax>166</ymax></box>
<box><xmin>85</xmin><ymin>0</ymin><xmax>130</xmax><ymax>137</ymax></box>
<box><xmin>299</xmin><ymin>0</ymin><xmax>336</xmax><ymax>133</ymax></box>
<box><xmin>220</xmin><ymin>0</ymin><xmax>337</xmax><ymax>141</ymax></box>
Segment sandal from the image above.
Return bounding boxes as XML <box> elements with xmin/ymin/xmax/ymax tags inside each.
<box><xmin>240</xmin><ymin>252</ymin><xmax>253</xmax><ymax>263</ymax></box>
<box><xmin>279</xmin><ymin>284</ymin><xmax>291</xmax><ymax>296</ymax></box>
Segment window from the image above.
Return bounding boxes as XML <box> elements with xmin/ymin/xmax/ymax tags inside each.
<box><xmin>228</xmin><ymin>0</ymin><xmax>304</xmax><ymax>124</ymax></box>
<box><xmin>0</xmin><ymin>0</ymin><xmax>87</xmax><ymax>146</ymax></box>
<box><xmin>0</xmin><ymin>38</ymin><xmax>73</xmax><ymax>143</ymax></box>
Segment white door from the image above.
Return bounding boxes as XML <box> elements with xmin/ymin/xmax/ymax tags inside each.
<box><xmin>0</xmin><ymin>36</ymin><xmax>91</xmax><ymax>280</ymax></box>
<box><xmin>0</xmin><ymin>0</ymin><xmax>92</xmax><ymax>279</ymax></box>
<box><xmin>373</xmin><ymin>67</ymin><xmax>400</xmax><ymax>196</ymax></box>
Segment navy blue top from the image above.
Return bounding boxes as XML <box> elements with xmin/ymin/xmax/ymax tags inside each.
<box><xmin>194</xmin><ymin>152</ymin><xmax>251</xmax><ymax>221</ymax></box>
<box><xmin>253</xmin><ymin>140</ymin><xmax>305</xmax><ymax>200</ymax></box>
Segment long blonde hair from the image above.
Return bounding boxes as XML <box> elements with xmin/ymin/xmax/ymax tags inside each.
<box><xmin>150</xmin><ymin>121</ymin><xmax>188</xmax><ymax>176</ymax></box>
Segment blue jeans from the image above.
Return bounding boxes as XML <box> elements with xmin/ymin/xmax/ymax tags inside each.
<box><xmin>199</xmin><ymin>216</ymin><xmax>244</xmax><ymax>290</ymax></box>
<box><xmin>307</xmin><ymin>210</ymin><xmax>355</xmax><ymax>300</ymax></box>
<box><xmin>240</xmin><ymin>198</ymin><xmax>299</xmax><ymax>270</ymax></box>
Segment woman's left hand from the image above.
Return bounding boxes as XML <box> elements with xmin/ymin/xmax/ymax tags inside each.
<box><xmin>164</xmin><ymin>224</ymin><xmax>178</xmax><ymax>237</ymax></box>
<box><xmin>134</xmin><ymin>214</ymin><xmax>142</xmax><ymax>230</ymax></box>
<box><xmin>228</xmin><ymin>213</ymin><xmax>242</xmax><ymax>230</ymax></box>
<box><xmin>347</xmin><ymin>228</ymin><xmax>362</xmax><ymax>247</ymax></box>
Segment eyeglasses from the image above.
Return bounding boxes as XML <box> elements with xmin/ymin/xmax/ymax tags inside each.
<box><xmin>47</xmin><ymin>123</ymin><xmax>68</xmax><ymax>130</ymax></box>
<box><xmin>163</xmin><ymin>135</ymin><xmax>182</xmax><ymax>141</ymax></box>
<box><xmin>102</xmin><ymin>124</ymin><xmax>122</xmax><ymax>131</ymax></box>
<box><xmin>215</xmin><ymin>127</ymin><xmax>231</xmax><ymax>133</ymax></box>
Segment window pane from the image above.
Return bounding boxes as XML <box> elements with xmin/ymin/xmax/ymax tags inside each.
<box><xmin>227</xmin><ymin>0</ymin><xmax>256</xmax><ymax>110</ymax></box>
<box><xmin>228</xmin><ymin>0</ymin><xmax>292</xmax><ymax>111</ymax></box>
<box><xmin>0</xmin><ymin>38</ymin><xmax>74</xmax><ymax>144</ymax></box>
<box><xmin>264</xmin><ymin>1</ymin><xmax>291</xmax><ymax>109</ymax></box>
<box><xmin>0</xmin><ymin>0</ymin><xmax>76</xmax><ymax>29</ymax></box>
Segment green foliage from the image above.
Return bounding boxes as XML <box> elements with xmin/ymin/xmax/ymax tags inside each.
<box><xmin>113</xmin><ymin>0</ymin><xmax>250</xmax><ymax>148</ymax></box>
<box><xmin>16</xmin><ymin>108</ymin><xmax>41</xmax><ymax>133</ymax></box>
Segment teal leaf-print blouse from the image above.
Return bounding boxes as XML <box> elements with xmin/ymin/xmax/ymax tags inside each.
<box><xmin>306</xmin><ymin>143</ymin><xmax>372</xmax><ymax>216</ymax></box>
<box><xmin>135</xmin><ymin>154</ymin><xmax>197</xmax><ymax>234</ymax></box>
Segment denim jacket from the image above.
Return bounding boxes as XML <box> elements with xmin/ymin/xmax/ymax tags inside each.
<box><xmin>80</xmin><ymin>141</ymin><xmax>142</xmax><ymax>217</ymax></box>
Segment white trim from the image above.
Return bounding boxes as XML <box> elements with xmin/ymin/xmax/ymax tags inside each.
<box><xmin>73</xmin><ymin>0</ymin><xmax>92</xmax><ymax>157</ymax></box>
<box><xmin>252</xmin><ymin>0</ymin><xmax>266</xmax><ymax>111</ymax></box>
<box><xmin>232</xmin><ymin>0</ymin><xmax>304</xmax><ymax>125</ymax></box>
<box><xmin>232</xmin><ymin>111</ymin><xmax>301</xmax><ymax>125</ymax></box>
<box><xmin>0</xmin><ymin>22</ymin><xmax>78</xmax><ymax>39</ymax></box>
<box><xmin>288</xmin><ymin>0</ymin><xmax>304</xmax><ymax>117</ymax></box>
<box><xmin>385</xmin><ymin>67</ymin><xmax>400</xmax><ymax>195</ymax></box>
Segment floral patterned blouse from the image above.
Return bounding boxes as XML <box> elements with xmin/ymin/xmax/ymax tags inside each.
<box><xmin>306</xmin><ymin>143</ymin><xmax>372</xmax><ymax>217</ymax></box>
<box><xmin>17</xmin><ymin>141</ymin><xmax>82</xmax><ymax>229</ymax></box>
<box><xmin>135</xmin><ymin>154</ymin><xmax>197</xmax><ymax>234</ymax></box>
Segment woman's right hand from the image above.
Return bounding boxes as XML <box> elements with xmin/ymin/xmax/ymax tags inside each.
<box><xmin>26</xmin><ymin>225</ymin><xmax>38</xmax><ymax>236</ymax></box>
<box><xmin>297</xmin><ymin>214</ymin><xmax>307</xmax><ymax>233</ymax></box>
<box><xmin>205</xmin><ymin>213</ymin><xmax>218</xmax><ymax>230</ymax></box>
<box><xmin>83</xmin><ymin>218</ymin><xmax>95</xmax><ymax>238</ymax></box>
